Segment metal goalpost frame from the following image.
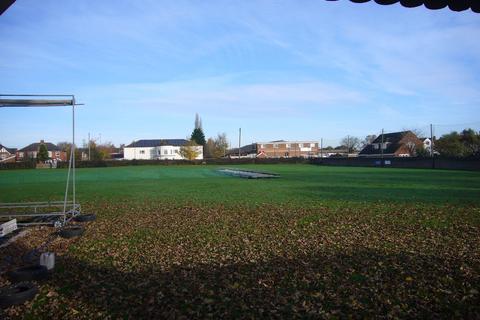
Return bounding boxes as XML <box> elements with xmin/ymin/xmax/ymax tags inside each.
<box><xmin>0</xmin><ymin>94</ymin><xmax>82</xmax><ymax>227</ymax></box>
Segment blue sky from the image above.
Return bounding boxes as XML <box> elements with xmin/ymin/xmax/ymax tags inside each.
<box><xmin>1</xmin><ymin>0</ymin><xmax>479</xmax><ymax>148</ymax></box>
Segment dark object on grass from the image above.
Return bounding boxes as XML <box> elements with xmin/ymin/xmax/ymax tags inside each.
<box><xmin>0</xmin><ymin>282</ymin><xmax>38</xmax><ymax>309</ymax></box>
<box><xmin>58</xmin><ymin>225</ymin><xmax>84</xmax><ymax>238</ymax></box>
<box><xmin>22</xmin><ymin>249</ymin><xmax>41</xmax><ymax>264</ymax></box>
<box><xmin>74</xmin><ymin>214</ymin><xmax>96</xmax><ymax>222</ymax></box>
<box><xmin>7</xmin><ymin>265</ymin><xmax>49</xmax><ymax>282</ymax></box>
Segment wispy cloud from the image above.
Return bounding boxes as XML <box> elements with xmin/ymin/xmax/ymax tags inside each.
<box><xmin>81</xmin><ymin>75</ymin><xmax>365</xmax><ymax>118</ymax></box>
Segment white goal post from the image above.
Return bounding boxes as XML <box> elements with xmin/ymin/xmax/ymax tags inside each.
<box><xmin>0</xmin><ymin>94</ymin><xmax>82</xmax><ymax>227</ymax></box>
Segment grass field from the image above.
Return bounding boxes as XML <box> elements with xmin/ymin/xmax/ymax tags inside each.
<box><xmin>1</xmin><ymin>164</ymin><xmax>479</xmax><ymax>205</ymax></box>
<box><xmin>1</xmin><ymin>164</ymin><xmax>479</xmax><ymax>319</ymax></box>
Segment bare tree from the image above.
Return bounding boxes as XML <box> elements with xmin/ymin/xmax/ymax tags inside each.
<box><xmin>214</xmin><ymin>133</ymin><xmax>228</xmax><ymax>158</ymax></box>
<box><xmin>204</xmin><ymin>133</ymin><xmax>228</xmax><ymax>158</ymax></box>
<box><xmin>340</xmin><ymin>136</ymin><xmax>361</xmax><ymax>153</ymax></box>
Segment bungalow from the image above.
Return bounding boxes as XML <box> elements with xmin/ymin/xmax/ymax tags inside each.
<box><xmin>359</xmin><ymin>131</ymin><xmax>423</xmax><ymax>157</ymax></box>
<box><xmin>124</xmin><ymin>139</ymin><xmax>203</xmax><ymax>160</ymax></box>
<box><xmin>0</xmin><ymin>144</ymin><xmax>17</xmax><ymax>162</ymax></box>
<box><xmin>16</xmin><ymin>140</ymin><xmax>67</xmax><ymax>161</ymax></box>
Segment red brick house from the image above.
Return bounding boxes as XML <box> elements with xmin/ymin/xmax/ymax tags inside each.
<box><xmin>359</xmin><ymin>131</ymin><xmax>423</xmax><ymax>157</ymax></box>
<box><xmin>16</xmin><ymin>140</ymin><xmax>67</xmax><ymax>161</ymax></box>
<box><xmin>229</xmin><ymin>140</ymin><xmax>319</xmax><ymax>158</ymax></box>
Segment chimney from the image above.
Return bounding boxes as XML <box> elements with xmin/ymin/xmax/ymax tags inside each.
<box><xmin>40</xmin><ymin>139</ymin><xmax>45</xmax><ymax>144</ymax></box>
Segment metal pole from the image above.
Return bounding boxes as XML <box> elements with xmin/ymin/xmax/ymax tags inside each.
<box><xmin>72</xmin><ymin>97</ymin><xmax>76</xmax><ymax>211</ymax></box>
<box><xmin>88</xmin><ymin>132</ymin><xmax>91</xmax><ymax>161</ymax></box>
<box><xmin>347</xmin><ymin>135</ymin><xmax>350</xmax><ymax>155</ymax></box>
<box><xmin>238</xmin><ymin>128</ymin><xmax>241</xmax><ymax>158</ymax></box>
<box><xmin>430</xmin><ymin>124</ymin><xmax>435</xmax><ymax>169</ymax></box>
<box><xmin>320</xmin><ymin>138</ymin><xmax>323</xmax><ymax>158</ymax></box>
<box><xmin>381</xmin><ymin>129</ymin><xmax>384</xmax><ymax>160</ymax></box>
<box><xmin>430</xmin><ymin>124</ymin><xmax>434</xmax><ymax>157</ymax></box>
<box><xmin>62</xmin><ymin>141</ymin><xmax>73</xmax><ymax>219</ymax></box>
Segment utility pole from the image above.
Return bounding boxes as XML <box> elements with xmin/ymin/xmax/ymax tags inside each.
<box><xmin>430</xmin><ymin>124</ymin><xmax>435</xmax><ymax>169</ymax></box>
<box><xmin>347</xmin><ymin>135</ymin><xmax>350</xmax><ymax>155</ymax></box>
<box><xmin>88</xmin><ymin>132</ymin><xmax>91</xmax><ymax>161</ymax></box>
<box><xmin>430</xmin><ymin>124</ymin><xmax>434</xmax><ymax>157</ymax></box>
<box><xmin>380</xmin><ymin>129</ymin><xmax>384</xmax><ymax>160</ymax></box>
<box><xmin>238</xmin><ymin>128</ymin><xmax>241</xmax><ymax>158</ymax></box>
<box><xmin>320</xmin><ymin>138</ymin><xmax>323</xmax><ymax>158</ymax></box>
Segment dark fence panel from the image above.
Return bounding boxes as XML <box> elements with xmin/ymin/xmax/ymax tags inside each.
<box><xmin>0</xmin><ymin>161</ymin><xmax>36</xmax><ymax>170</ymax></box>
<box><xmin>310</xmin><ymin>157</ymin><xmax>480</xmax><ymax>171</ymax></box>
<box><xmin>56</xmin><ymin>157</ymin><xmax>310</xmax><ymax>169</ymax></box>
<box><xmin>4</xmin><ymin>157</ymin><xmax>478</xmax><ymax>171</ymax></box>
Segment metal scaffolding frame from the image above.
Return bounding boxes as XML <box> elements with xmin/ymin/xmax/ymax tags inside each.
<box><xmin>0</xmin><ymin>94</ymin><xmax>82</xmax><ymax>227</ymax></box>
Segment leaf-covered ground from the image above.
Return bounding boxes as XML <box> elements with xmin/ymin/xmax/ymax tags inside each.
<box><xmin>1</xmin><ymin>201</ymin><xmax>479</xmax><ymax>319</ymax></box>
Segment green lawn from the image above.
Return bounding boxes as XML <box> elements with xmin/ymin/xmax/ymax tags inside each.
<box><xmin>0</xmin><ymin>164</ymin><xmax>479</xmax><ymax>206</ymax></box>
<box><xmin>1</xmin><ymin>164</ymin><xmax>480</xmax><ymax>319</ymax></box>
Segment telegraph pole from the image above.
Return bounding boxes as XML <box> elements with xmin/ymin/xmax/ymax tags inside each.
<box><xmin>88</xmin><ymin>132</ymin><xmax>91</xmax><ymax>161</ymax></box>
<box><xmin>430</xmin><ymin>124</ymin><xmax>434</xmax><ymax>157</ymax></box>
<box><xmin>430</xmin><ymin>124</ymin><xmax>435</xmax><ymax>169</ymax></box>
<box><xmin>380</xmin><ymin>129</ymin><xmax>384</xmax><ymax>160</ymax></box>
<box><xmin>320</xmin><ymin>138</ymin><xmax>323</xmax><ymax>158</ymax></box>
<box><xmin>347</xmin><ymin>135</ymin><xmax>350</xmax><ymax>155</ymax></box>
<box><xmin>238</xmin><ymin>128</ymin><xmax>241</xmax><ymax>158</ymax></box>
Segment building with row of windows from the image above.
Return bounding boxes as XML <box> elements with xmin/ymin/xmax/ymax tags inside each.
<box><xmin>228</xmin><ymin>140</ymin><xmax>320</xmax><ymax>158</ymax></box>
<box><xmin>123</xmin><ymin>139</ymin><xmax>203</xmax><ymax>160</ymax></box>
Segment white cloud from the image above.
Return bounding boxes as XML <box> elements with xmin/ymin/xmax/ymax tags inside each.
<box><xmin>81</xmin><ymin>75</ymin><xmax>365</xmax><ymax>119</ymax></box>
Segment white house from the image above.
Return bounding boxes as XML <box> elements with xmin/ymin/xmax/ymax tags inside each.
<box><xmin>124</xmin><ymin>139</ymin><xmax>203</xmax><ymax>160</ymax></box>
<box><xmin>0</xmin><ymin>144</ymin><xmax>17</xmax><ymax>162</ymax></box>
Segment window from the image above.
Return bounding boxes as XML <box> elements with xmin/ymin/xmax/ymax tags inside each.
<box><xmin>164</xmin><ymin>150</ymin><xmax>168</xmax><ymax>155</ymax></box>
<box><xmin>259</xmin><ymin>144</ymin><xmax>264</xmax><ymax>149</ymax></box>
<box><xmin>273</xmin><ymin>143</ymin><xmax>278</xmax><ymax>149</ymax></box>
<box><xmin>310</xmin><ymin>143</ymin><xmax>315</xmax><ymax>147</ymax></box>
<box><xmin>139</xmin><ymin>150</ymin><xmax>145</xmax><ymax>154</ymax></box>
<box><xmin>286</xmin><ymin>143</ymin><xmax>291</xmax><ymax>148</ymax></box>
<box><xmin>374</xmin><ymin>144</ymin><xmax>379</xmax><ymax>150</ymax></box>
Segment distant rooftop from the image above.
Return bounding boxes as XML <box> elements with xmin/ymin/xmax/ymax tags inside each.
<box><xmin>19</xmin><ymin>141</ymin><xmax>60</xmax><ymax>152</ymax></box>
<box><xmin>125</xmin><ymin>139</ymin><xmax>190</xmax><ymax>148</ymax></box>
